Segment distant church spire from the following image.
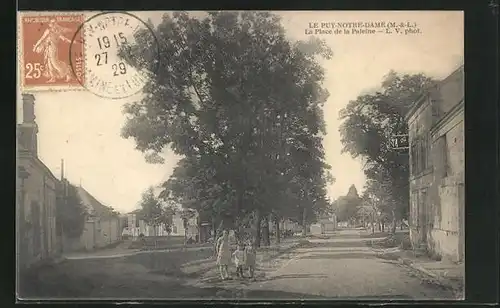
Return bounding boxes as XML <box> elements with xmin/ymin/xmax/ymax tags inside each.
<box><xmin>347</xmin><ymin>184</ymin><xmax>359</xmax><ymax>198</ymax></box>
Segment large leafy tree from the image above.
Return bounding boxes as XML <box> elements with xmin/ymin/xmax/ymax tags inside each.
<box><xmin>56</xmin><ymin>181</ymin><xmax>86</xmax><ymax>239</ymax></box>
<box><xmin>138</xmin><ymin>187</ymin><xmax>173</xmax><ymax>242</ymax></box>
<box><xmin>121</xmin><ymin>11</ymin><xmax>332</xmax><ymax>246</ymax></box>
<box><xmin>339</xmin><ymin>71</ymin><xmax>435</xmax><ymax>227</ymax></box>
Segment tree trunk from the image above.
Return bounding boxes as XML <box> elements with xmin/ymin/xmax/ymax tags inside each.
<box><xmin>262</xmin><ymin>215</ymin><xmax>270</xmax><ymax>246</ymax></box>
<box><xmin>391</xmin><ymin>210</ymin><xmax>397</xmax><ymax>234</ymax></box>
<box><xmin>153</xmin><ymin>224</ymin><xmax>157</xmax><ymax>248</ymax></box>
<box><xmin>301</xmin><ymin>207</ymin><xmax>307</xmax><ymax>237</ymax></box>
<box><xmin>381</xmin><ymin>222</ymin><xmax>385</xmax><ymax>232</ymax></box>
<box><xmin>275</xmin><ymin>215</ymin><xmax>281</xmax><ymax>245</ymax></box>
<box><xmin>254</xmin><ymin>209</ymin><xmax>262</xmax><ymax>248</ymax></box>
<box><xmin>234</xmin><ymin>191</ymin><xmax>243</xmax><ymax>245</ymax></box>
<box><xmin>212</xmin><ymin>219</ymin><xmax>217</xmax><ymax>242</ymax></box>
<box><xmin>197</xmin><ymin>217</ymin><xmax>202</xmax><ymax>243</ymax></box>
<box><xmin>268</xmin><ymin>213</ymin><xmax>272</xmax><ymax>240</ymax></box>
<box><xmin>184</xmin><ymin>228</ymin><xmax>187</xmax><ymax>246</ymax></box>
<box><xmin>234</xmin><ymin>220</ymin><xmax>242</xmax><ymax>245</ymax></box>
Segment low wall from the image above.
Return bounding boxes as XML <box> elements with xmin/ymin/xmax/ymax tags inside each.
<box><xmin>428</xmin><ymin>229</ymin><xmax>460</xmax><ymax>261</ymax></box>
<box><xmin>427</xmin><ymin>175</ymin><xmax>463</xmax><ymax>262</ymax></box>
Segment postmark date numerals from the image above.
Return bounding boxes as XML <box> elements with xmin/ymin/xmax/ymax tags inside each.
<box><xmin>112</xmin><ymin>62</ymin><xmax>127</xmax><ymax>76</ymax></box>
<box><xmin>95</xmin><ymin>52</ymin><xmax>108</xmax><ymax>66</ymax></box>
<box><xmin>96</xmin><ymin>33</ymin><xmax>128</xmax><ymax>50</ymax></box>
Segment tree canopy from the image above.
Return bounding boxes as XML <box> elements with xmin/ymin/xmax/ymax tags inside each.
<box><xmin>57</xmin><ymin>181</ymin><xmax>86</xmax><ymax>239</ymax></box>
<box><xmin>338</xmin><ymin>71</ymin><xmax>435</xmax><ymax>224</ymax></box>
<box><xmin>121</xmin><ymin>12</ymin><xmax>333</xmax><ymax>244</ymax></box>
<box><xmin>138</xmin><ymin>187</ymin><xmax>174</xmax><ymax>232</ymax></box>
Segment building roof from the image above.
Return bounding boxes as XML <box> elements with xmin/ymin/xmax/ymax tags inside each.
<box><xmin>77</xmin><ymin>186</ymin><xmax>117</xmax><ymax>218</ymax></box>
<box><xmin>405</xmin><ymin>64</ymin><xmax>464</xmax><ymax>122</ymax></box>
<box><xmin>18</xmin><ymin>149</ymin><xmax>60</xmax><ymax>184</ymax></box>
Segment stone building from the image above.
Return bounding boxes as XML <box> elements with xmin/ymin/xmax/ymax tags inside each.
<box><xmin>60</xmin><ymin>185</ymin><xmax>122</xmax><ymax>252</ymax></box>
<box><xmin>171</xmin><ymin>212</ymin><xmax>199</xmax><ymax>239</ymax></box>
<box><xmin>405</xmin><ymin>65</ymin><xmax>464</xmax><ymax>262</ymax></box>
<box><xmin>17</xmin><ymin>94</ymin><xmax>60</xmax><ymax>269</ymax></box>
<box><xmin>123</xmin><ymin>210</ymin><xmax>170</xmax><ymax>238</ymax></box>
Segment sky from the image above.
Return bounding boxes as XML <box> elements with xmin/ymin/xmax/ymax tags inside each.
<box><xmin>17</xmin><ymin>11</ymin><xmax>464</xmax><ymax>214</ymax></box>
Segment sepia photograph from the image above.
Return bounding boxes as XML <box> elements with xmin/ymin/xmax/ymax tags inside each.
<box><xmin>16</xmin><ymin>10</ymin><xmax>464</xmax><ymax>301</ymax></box>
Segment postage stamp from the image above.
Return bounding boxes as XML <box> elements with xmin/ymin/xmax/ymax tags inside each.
<box><xmin>18</xmin><ymin>13</ymin><xmax>86</xmax><ymax>92</ymax></box>
<box><xmin>18</xmin><ymin>12</ymin><xmax>159</xmax><ymax>99</ymax></box>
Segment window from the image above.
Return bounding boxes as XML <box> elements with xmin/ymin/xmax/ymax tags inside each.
<box><xmin>410</xmin><ymin>133</ymin><xmax>431</xmax><ymax>176</ymax></box>
<box><xmin>410</xmin><ymin>191</ymin><xmax>419</xmax><ymax>227</ymax></box>
<box><xmin>410</xmin><ymin>140</ymin><xmax>418</xmax><ymax>175</ymax></box>
<box><xmin>441</xmin><ymin>135</ymin><xmax>449</xmax><ymax>178</ymax></box>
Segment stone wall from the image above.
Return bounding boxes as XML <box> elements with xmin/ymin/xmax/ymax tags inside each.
<box><xmin>407</xmin><ymin>66</ymin><xmax>464</xmax><ymax>261</ymax></box>
<box><xmin>17</xmin><ymin>155</ymin><xmax>59</xmax><ymax>268</ymax></box>
<box><xmin>62</xmin><ymin>218</ymin><xmax>121</xmax><ymax>252</ymax></box>
<box><xmin>407</xmin><ymin>96</ymin><xmax>434</xmax><ymax>250</ymax></box>
<box><xmin>429</xmin><ymin>108</ymin><xmax>464</xmax><ymax>261</ymax></box>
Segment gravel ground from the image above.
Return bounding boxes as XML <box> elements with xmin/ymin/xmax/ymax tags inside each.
<box><xmin>18</xmin><ymin>230</ymin><xmax>457</xmax><ymax>300</ymax></box>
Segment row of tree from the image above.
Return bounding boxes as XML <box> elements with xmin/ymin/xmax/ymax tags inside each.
<box><xmin>338</xmin><ymin>70</ymin><xmax>436</xmax><ymax>233</ymax></box>
<box><xmin>121</xmin><ymin>12</ymin><xmax>334</xmax><ymax>247</ymax></box>
<box><xmin>134</xmin><ymin>187</ymin><xmax>197</xmax><ymax>246</ymax></box>
<box><xmin>331</xmin><ymin>183</ymin><xmax>406</xmax><ymax>233</ymax></box>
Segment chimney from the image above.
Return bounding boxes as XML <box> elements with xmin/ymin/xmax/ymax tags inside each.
<box><xmin>18</xmin><ymin>94</ymin><xmax>38</xmax><ymax>155</ymax></box>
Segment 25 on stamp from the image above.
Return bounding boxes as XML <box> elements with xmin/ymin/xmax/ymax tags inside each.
<box><xmin>20</xmin><ymin>14</ymin><xmax>85</xmax><ymax>89</ymax></box>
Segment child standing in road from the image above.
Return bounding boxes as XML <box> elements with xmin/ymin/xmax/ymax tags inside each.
<box><xmin>232</xmin><ymin>244</ymin><xmax>245</xmax><ymax>278</ymax></box>
<box><xmin>244</xmin><ymin>241</ymin><xmax>256</xmax><ymax>279</ymax></box>
<box><xmin>216</xmin><ymin>230</ymin><xmax>231</xmax><ymax>280</ymax></box>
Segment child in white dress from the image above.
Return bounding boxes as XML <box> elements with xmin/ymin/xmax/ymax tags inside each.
<box><xmin>232</xmin><ymin>244</ymin><xmax>245</xmax><ymax>278</ymax></box>
<box><xmin>244</xmin><ymin>242</ymin><xmax>256</xmax><ymax>279</ymax></box>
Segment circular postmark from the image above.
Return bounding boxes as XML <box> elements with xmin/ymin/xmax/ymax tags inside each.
<box><xmin>69</xmin><ymin>12</ymin><xmax>160</xmax><ymax>100</ymax></box>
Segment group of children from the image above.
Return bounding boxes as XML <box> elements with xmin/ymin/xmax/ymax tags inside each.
<box><xmin>216</xmin><ymin>230</ymin><xmax>257</xmax><ymax>280</ymax></box>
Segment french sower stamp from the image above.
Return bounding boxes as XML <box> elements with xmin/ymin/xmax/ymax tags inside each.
<box><xmin>19</xmin><ymin>13</ymin><xmax>86</xmax><ymax>91</ymax></box>
<box><xmin>18</xmin><ymin>12</ymin><xmax>158</xmax><ymax>99</ymax></box>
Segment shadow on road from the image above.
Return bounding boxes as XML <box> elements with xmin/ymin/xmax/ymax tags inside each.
<box><xmin>243</xmin><ymin>289</ymin><xmax>328</xmax><ymax>299</ymax></box>
<box><xmin>301</xmin><ymin>252</ymin><xmax>375</xmax><ymax>260</ymax></box>
<box><xmin>305</xmin><ymin>241</ymin><xmax>365</xmax><ymax>248</ymax></box>
<box><xmin>265</xmin><ymin>273</ymin><xmax>328</xmax><ymax>281</ymax></box>
<box><xmin>359</xmin><ymin>232</ymin><xmax>391</xmax><ymax>239</ymax></box>
<box><xmin>338</xmin><ymin>294</ymin><xmax>413</xmax><ymax>300</ymax></box>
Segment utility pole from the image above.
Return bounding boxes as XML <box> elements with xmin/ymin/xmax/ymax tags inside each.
<box><xmin>60</xmin><ymin>159</ymin><xmax>66</xmax><ymax>253</ymax></box>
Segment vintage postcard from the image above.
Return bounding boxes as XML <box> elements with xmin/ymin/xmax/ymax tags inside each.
<box><xmin>16</xmin><ymin>11</ymin><xmax>464</xmax><ymax>301</ymax></box>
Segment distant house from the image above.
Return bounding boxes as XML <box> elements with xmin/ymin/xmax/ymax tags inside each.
<box><xmin>124</xmin><ymin>210</ymin><xmax>170</xmax><ymax>238</ymax></box>
<box><xmin>270</xmin><ymin>219</ymin><xmax>302</xmax><ymax>234</ymax></box>
<box><xmin>171</xmin><ymin>212</ymin><xmax>199</xmax><ymax>240</ymax></box>
<box><xmin>17</xmin><ymin>94</ymin><xmax>60</xmax><ymax>269</ymax></box>
<box><xmin>318</xmin><ymin>213</ymin><xmax>337</xmax><ymax>233</ymax></box>
<box><xmin>61</xmin><ymin>185</ymin><xmax>122</xmax><ymax>252</ymax></box>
